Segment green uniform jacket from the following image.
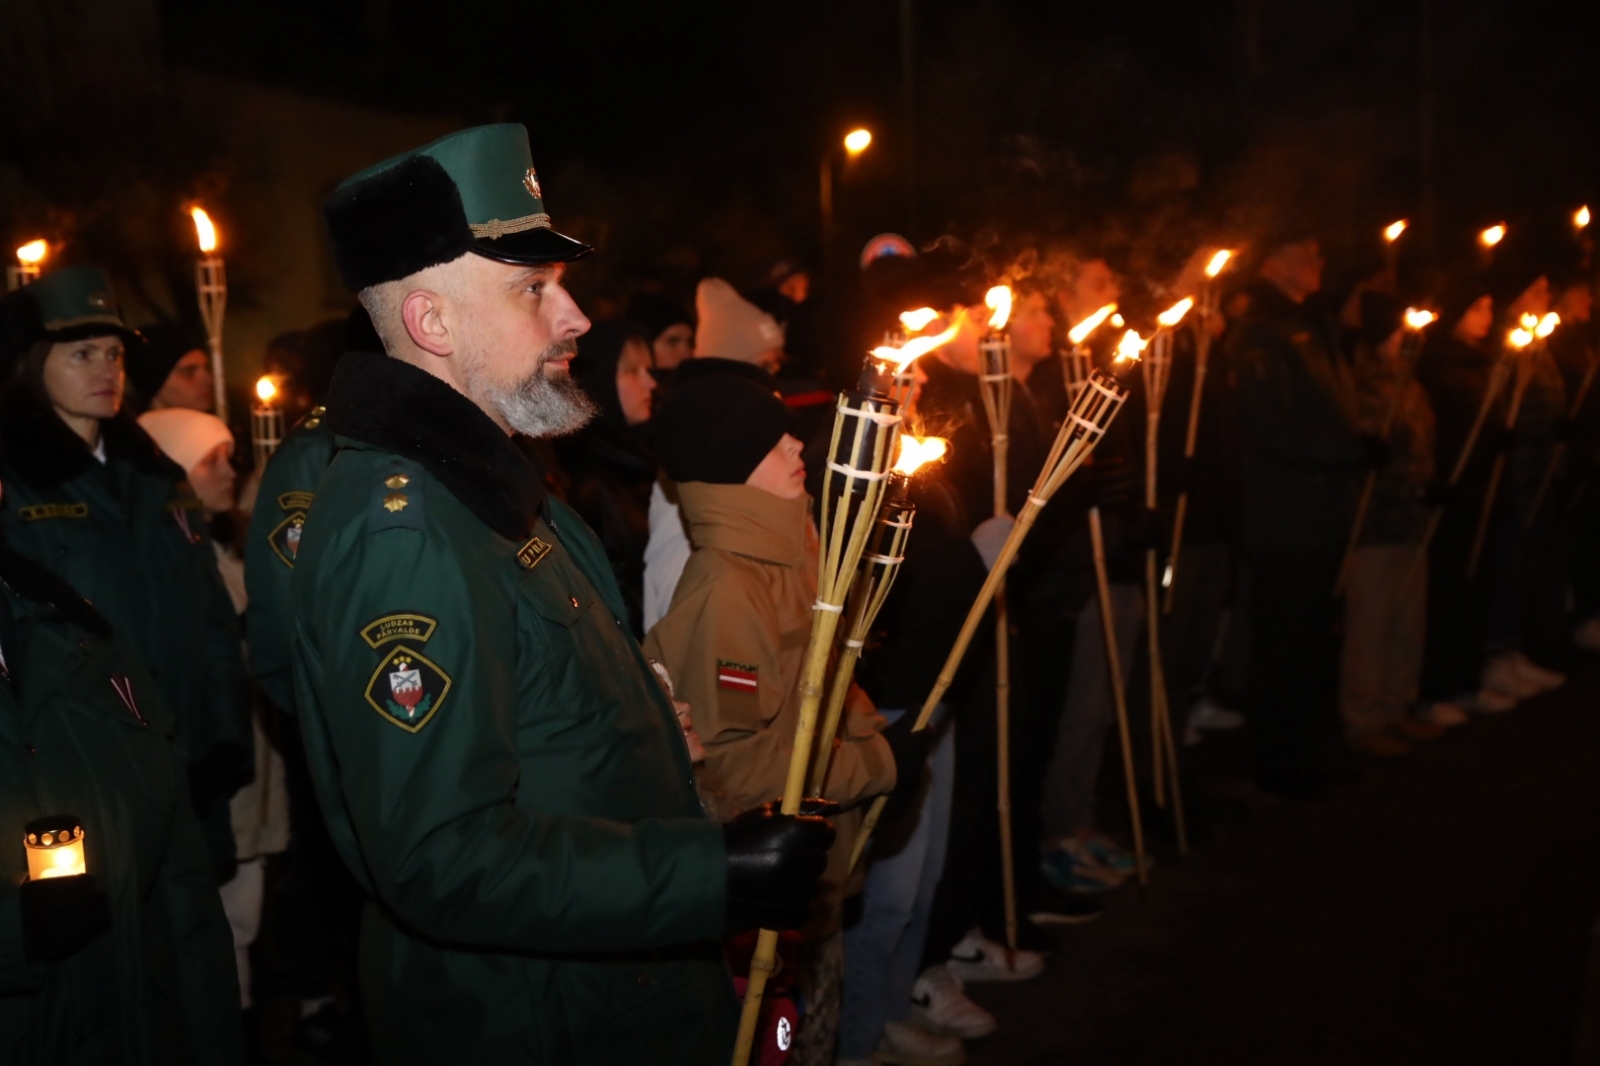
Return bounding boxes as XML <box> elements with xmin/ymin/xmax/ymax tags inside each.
<box><xmin>0</xmin><ymin>543</ymin><xmax>243</xmax><ymax>1065</ymax></box>
<box><xmin>245</xmin><ymin>407</ymin><xmax>335</xmax><ymax>713</ymax></box>
<box><xmin>290</xmin><ymin>353</ymin><xmax>735</xmax><ymax>1066</ymax></box>
<box><xmin>0</xmin><ymin>403</ymin><xmax>253</xmax><ymax>868</ymax></box>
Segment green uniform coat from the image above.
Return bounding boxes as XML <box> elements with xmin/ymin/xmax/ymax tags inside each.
<box><xmin>0</xmin><ymin>542</ymin><xmax>243</xmax><ymax>1065</ymax></box>
<box><xmin>0</xmin><ymin>402</ymin><xmax>253</xmax><ymax>868</ymax></box>
<box><xmin>290</xmin><ymin>353</ymin><xmax>735</xmax><ymax>1066</ymax></box>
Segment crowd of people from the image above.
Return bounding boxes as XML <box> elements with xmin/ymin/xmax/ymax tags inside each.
<box><xmin>0</xmin><ymin>120</ymin><xmax>1594</xmax><ymax>1066</ymax></box>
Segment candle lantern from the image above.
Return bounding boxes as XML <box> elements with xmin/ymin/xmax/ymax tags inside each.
<box><xmin>24</xmin><ymin>816</ymin><xmax>86</xmax><ymax>881</ymax></box>
<box><xmin>191</xmin><ymin>207</ymin><xmax>229</xmax><ymax>422</ymax></box>
<box><xmin>8</xmin><ymin>240</ymin><xmax>48</xmax><ymax>292</ymax></box>
<box><xmin>251</xmin><ymin>376</ymin><xmax>285</xmax><ymax>470</ymax></box>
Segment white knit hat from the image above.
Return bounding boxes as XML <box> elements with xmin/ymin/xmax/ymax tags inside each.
<box><xmin>137</xmin><ymin>408</ymin><xmax>234</xmax><ymax>475</ymax></box>
<box><xmin>692</xmin><ymin>277</ymin><xmax>784</xmax><ymax>364</ymax></box>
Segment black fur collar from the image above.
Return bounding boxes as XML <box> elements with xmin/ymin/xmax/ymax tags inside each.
<box><xmin>324</xmin><ymin>351</ymin><xmax>547</xmax><ymax>542</ymax></box>
<box><xmin>0</xmin><ymin>388</ymin><xmax>182</xmax><ymax>491</ymax></box>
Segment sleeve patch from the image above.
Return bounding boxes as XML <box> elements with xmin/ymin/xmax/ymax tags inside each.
<box><xmin>268</xmin><ymin>511</ymin><xmax>307</xmax><ymax>568</ymax></box>
<box><xmin>360</xmin><ymin>613</ymin><xmax>439</xmax><ymax>648</ymax></box>
<box><xmin>364</xmin><ymin>645</ymin><xmax>451</xmax><ymax>733</ymax></box>
<box><xmin>277</xmin><ymin>490</ymin><xmax>315</xmax><ymax>512</ymax></box>
<box><xmin>20</xmin><ymin>503</ymin><xmax>89</xmax><ymax>521</ymax></box>
<box><xmin>717</xmin><ymin>660</ymin><xmax>759</xmax><ymax>691</ymax></box>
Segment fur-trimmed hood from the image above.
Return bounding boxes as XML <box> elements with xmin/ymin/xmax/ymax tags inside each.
<box><xmin>0</xmin><ymin>387</ymin><xmax>182</xmax><ymax>491</ymax></box>
<box><xmin>323</xmin><ymin>351</ymin><xmax>547</xmax><ymax>542</ymax></box>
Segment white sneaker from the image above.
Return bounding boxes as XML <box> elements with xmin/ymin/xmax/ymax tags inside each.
<box><xmin>1575</xmin><ymin>617</ymin><xmax>1600</xmax><ymax>652</ymax></box>
<box><xmin>1482</xmin><ymin>654</ymin><xmax>1542</xmax><ymax>699</ymax></box>
<box><xmin>1508</xmin><ymin>650</ymin><xmax>1565</xmax><ymax>692</ymax></box>
<box><xmin>945</xmin><ymin>929</ymin><xmax>1044</xmax><ymax>983</ymax></box>
<box><xmin>876</xmin><ymin>1019</ymin><xmax>966</xmax><ymax>1066</ymax></box>
<box><xmin>1187</xmin><ymin>697</ymin><xmax>1245</xmax><ymax>731</ymax></box>
<box><xmin>909</xmin><ymin>966</ymin><xmax>996</xmax><ymax>1040</ymax></box>
<box><xmin>1417</xmin><ymin>701</ymin><xmax>1469</xmax><ymax>727</ymax></box>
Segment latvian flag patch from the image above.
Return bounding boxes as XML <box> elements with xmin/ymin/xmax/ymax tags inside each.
<box><xmin>717</xmin><ymin>660</ymin><xmax>759</xmax><ymax>692</ymax></box>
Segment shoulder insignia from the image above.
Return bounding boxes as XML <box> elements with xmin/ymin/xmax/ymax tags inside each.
<box><xmin>717</xmin><ymin>660</ymin><xmax>759</xmax><ymax>692</ymax></box>
<box><xmin>277</xmin><ymin>490</ymin><xmax>315</xmax><ymax>512</ymax></box>
<box><xmin>268</xmin><ymin>511</ymin><xmax>307</xmax><ymax>567</ymax></box>
<box><xmin>20</xmin><ymin>502</ymin><xmax>89</xmax><ymax>522</ymax></box>
<box><xmin>365</xmin><ymin>645</ymin><xmax>451</xmax><ymax>732</ymax></box>
<box><xmin>164</xmin><ymin>496</ymin><xmax>206</xmax><ymax>513</ymax></box>
<box><xmin>360</xmin><ymin>613</ymin><xmax>439</xmax><ymax>648</ymax></box>
<box><xmin>368</xmin><ymin>463</ymin><xmax>425</xmax><ymax>532</ymax></box>
<box><xmin>516</xmin><ymin>536</ymin><xmax>552</xmax><ymax>570</ymax></box>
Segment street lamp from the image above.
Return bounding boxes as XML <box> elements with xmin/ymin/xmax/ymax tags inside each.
<box><xmin>821</xmin><ymin>127</ymin><xmax>873</xmax><ymax>269</ymax></box>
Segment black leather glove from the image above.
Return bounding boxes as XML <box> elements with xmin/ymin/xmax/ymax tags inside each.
<box><xmin>879</xmin><ymin>715</ymin><xmax>933</xmax><ymax>825</ymax></box>
<box><xmin>19</xmin><ymin>876</ymin><xmax>110</xmax><ymax>962</ymax></box>
<box><xmin>1422</xmin><ymin>480</ymin><xmax>1459</xmax><ymax>508</ymax></box>
<box><xmin>1357</xmin><ymin>434</ymin><xmax>1392</xmax><ymax>471</ymax></box>
<box><xmin>723</xmin><ymin>806</ymin><xmax>835</xmax><ymax>932</ymax></box>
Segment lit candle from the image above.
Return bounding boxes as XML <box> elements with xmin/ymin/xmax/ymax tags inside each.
<box><xmin>24</xmin><ymin>817</ymin><xmax>86</xmax><ymax>880</ymax></box>
<box><xmin>191</xmin><ymin>206</ymin><xmax>229</xmax><ymax>421</ymax></box>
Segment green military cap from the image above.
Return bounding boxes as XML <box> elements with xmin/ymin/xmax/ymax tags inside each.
<box><xmin>322</xmin><ymin>123</ymin><xmax>591</xmax><ymax>292</ymax></box>
<box><xmin>0</xmin><ymin>265</ymin><xmax>137</xmax><ymax>369</ymax></box>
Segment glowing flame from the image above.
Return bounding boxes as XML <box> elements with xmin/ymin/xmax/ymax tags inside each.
<box><xmin>1403</xmin><ymin>308</ymin><xmax>1438</xmax><ymax>331</ymax></box>
<box><xmin>893</xmin><ymin>435</ymin><xmax>949</xmax><ymax>476</ymax></box>
<box><xmin>1480</xmin><ymin>224</ymin><xmax>1506</xmax><ymax>248</ymax></box>
<box><xmin>1508</xmin><ymin>327</ymin><xmax>1534</xmax><ymax>350</ymax></box>
<box><xmin>256</xmin><ymin>377</ymin><xmax>278</xmax><ymax>403</ymax></box>
<box><xmin>1068</xmin><ymin>303</ymin><xmax>1118</xmax><ymax>346</ymax></box>
<box><xmin>1110</xmin><ymin>313</ymin><xmax>1125</xmax><ymax>327</ymax></box>
<box><xmin>899</xmin><ymin>307</ymin><xmax>940</xmax><ymax>332</ymax></box>
<box><xmin>1519</xmin><ymin>312</ymin><xmax>1540</xmax><ymax>330</ymax></box>
<box><xmin>1577</xmin><ymin>206</ymin><xmax>1592</xmax><ymax>230</ymax></box>
<box><xmin>191</xmin><ymin>206</ymin><xmax>218</xmax><ymax>253</ymax></box>
<box><xmin>1384</xmin><ymin>219</ymin><xmax>1408</xmax><ymax>243</ymax></box>
<box><xmin>844</xmin><ymin>128</ymin><xmax>872</xmax><ymax>155</ymax></box>
<box><xmin>1535</xmin><ymin>312</ymin><xmax>1560</xmax><ymax>339</ymax></box>
<box><xmin>1157</xmin><ymin>297</ymin><xmax>1195</xmax><ymax>329</ymax></box>
<box><xmin>1112</xmin><ymin>329</ymin><xmax>1148</xmax><ymax>367</ymax></box>
<box><xmin>1204</xmin><ymin>249</ymin><xmax>1232</xmax><ymax>278</ymax></box>
<box><xmin>15</xmin><ymin>239</ymin><xmax>47</xmax><ymax>265</ymax></box>
<box><xmin>985</xmin><ymin>285</ymin><xmax>1013</xmax><ymax>331</ymax></box>
<box><xmin>870</xmin><ymin>323</ymin><xmax>960</xmax><ymax>371</ymax></box>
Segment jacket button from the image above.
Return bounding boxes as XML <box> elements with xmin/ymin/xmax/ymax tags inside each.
<box><xmin>569</xmin><ymin>596</ymin><xmax>579</xmax><ymax>608</ymax></box>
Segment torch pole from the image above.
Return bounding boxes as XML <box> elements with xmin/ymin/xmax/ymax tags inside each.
<box><xmin>732</xmin><ymin>371</ymin><xmax>903</xmax><ymax>1066</ymax></box>
<box><xmin>1163</xmin><ymin>321</ymin><xmax>1211</xmax><ymax>616</ymax></box>
<box><xmin>1091</xmin><ymin>507</ymin><xmax>1148</xmax><ymax>886</ymax></box>
<box><xmin>851</xmin><ymin>367</ymin><xmax>1131</xmax><ymax>872</ymax></box>
<box><xmin>196</xmin><ymin>256</ymin><xmax>229</xmax><ymax>423</ymax></box>
<box><xmin>1526</xmin><ymin>353</ymin><xmax>1600</xmax><ymax>529</ymax></box>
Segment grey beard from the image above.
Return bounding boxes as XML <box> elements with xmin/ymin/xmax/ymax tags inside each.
<box><xmin>472</xmin><ymin>342</ymin><xmax>596</xmax><ymax>439</ymax></box>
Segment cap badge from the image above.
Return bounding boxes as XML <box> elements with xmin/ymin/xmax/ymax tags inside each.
<box><xmin>87</xmin><ymin>291</ymin><xmax>110</xmax><ymax>311</ymax></box>
<box><xmin>523</xmin><ymin>168</ymin><xmax>542</xmax><ymax>201</ymax></box>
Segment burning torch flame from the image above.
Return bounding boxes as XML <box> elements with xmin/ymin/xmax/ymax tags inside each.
<box><xmin>1508</xmin><ymin>327</ymin><xmax>1534</xmax><ymax>350</ymax></box>
<box><xmin>1204</xmin><ymin>249</ymin><xmax>1232</xmax><ymax>278</ymax></box>
<box><xmin>1535</xmin><ymin>312</ymin><xmax>1560</xmax><ymax>339</ymax></box>
<box><xmin>15</xmin><ymin>239</ymin><xmax>47</xmax><ymax>265</ymax></box>
<box><xmin>1384</xmin><ymin>219</ymin><xmax>1408</xmax><ymax>243</ymax></box>
<box><xmin>1157</xmin><ymin>297</ymin><xmax>1195</xmax><ymax>329</ymax></box>
<box><xmin>1577</xmin><ymin>206</ymin><xmax>1592</xmax><ymax>230</ymax></box>
<box><xmin>191</xmin><ymin>207</ymin><xmax>218</xmax><ymax>254</ymax></box>
<box><xmin>899</xmin><ymin>307</ymin><xmax>940</xmax><ymax>332</ymax></box>
<box><xmin>1403</xmin><ymin>308</ymin><xmax>1438</xmax><ymax>331</ymax></box>
<box><xmin>1480</xmin><ymin>224</ymin><xmax>1506</xmax><ymax>248</ymax></box>
<box><xmin>1520</xmin><ymin>312</ymin><xmax>1540</xmax><ymax>330</ymax></box>
<box><xmin>1112</xmin><ymin>329</ymin><xmax>1148</xmax><ymax>367</ymax></box>
<box><xmin>870</xmin><ymin>323</ymin><xmax>960</xmax><ymax>371</ymax></box>
<box><xmin>256</xmin><ymin>377</ymin><xmax>278</xmax><ymax>404</ymax></box>
<box><xmin>1068</xmin><ymin>303</ymin><xmax>1118</xmax><ymax>346</ymax></box>
<box><xmin>892</xmin><ymin>435</ymin><xmax>949</xmax><ymax>476</ymax></box>
<box><xmin>984</xmin><ymin>285</ymin><xmax>1013</xmax><ymax>331</ymax></box>
<box><xmin>1110</xmin><ymin>313</ymin><xmax>1125</xmax><ymax>327</ymax></box>
<box><xmin>844</xmin><ymin>128</ymin><xmax>872</xmax><ymax>155</ymax></box>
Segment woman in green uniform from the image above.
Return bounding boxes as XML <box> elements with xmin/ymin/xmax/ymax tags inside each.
<box><xmin>0</xmin><ymin>267</ymin><xmax>252</xmax><ymax>872</ymax></box>
<box><xmin>0</xmin><ymin>505</ymin><xmax>244</xmax><ymax>1063</ymax></box>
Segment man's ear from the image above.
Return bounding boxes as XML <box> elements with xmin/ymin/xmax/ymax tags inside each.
<box><xmin>400</xmin><ymin>289</ymin><xmax>453</xmax><ymax>357</ymax></box>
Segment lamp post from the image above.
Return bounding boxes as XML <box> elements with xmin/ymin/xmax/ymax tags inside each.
<box><xmin>8</xmin><ymin>240</ymin><xmax>47</xmax><ymax>291</ymax></box>
<box><xmin>820</xmin><ymin>128</ymin><xmax>872</xmax><ymax>272</ymax></box>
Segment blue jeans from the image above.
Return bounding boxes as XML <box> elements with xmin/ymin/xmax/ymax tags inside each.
<box><xmin>838</xmin><ymin>708</ymin><xmax>955</xmax><ymax>1059</ymax></box>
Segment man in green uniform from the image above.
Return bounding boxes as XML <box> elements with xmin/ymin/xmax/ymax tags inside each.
<box><xmin>292</xmin><ymin>123</ymin><xmax>833</xmax><ymax>1065</ymax></box>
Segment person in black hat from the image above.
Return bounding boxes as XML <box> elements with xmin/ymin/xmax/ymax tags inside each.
<box><xmin>625</xmin><ymin>290</ymin><xmax>695</xmax><ymax>374</ymax></box>
<box><xmin>0</xmin><ymin>266</ymin><xmax>253</xmax><ymax>874</ymax></box>
<box><xmin>1223</xmin><ymin>222</ymin><xmax>1365</xmax><ymax>799</ymax></box>
<box><xmin>293</xmin><ymin>123</ymin><xmax>834</xmax><ymax>1066</ymax></box>
<box><xmin>127</xmin><ymin>322</ymin><xmax>214</xmax><ymax>412</ymax></box>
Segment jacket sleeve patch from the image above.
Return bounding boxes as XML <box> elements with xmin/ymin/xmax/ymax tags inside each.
<box><xmin>277</xmin><ymin>490</ymin><xmax>315</xmax><ymax>512</ymax></box>
<box><xmin>364</xmin><ymin>645</ymin><xmax>451</xmax><ymax>733</ymax></box>
<box><xmin>360</xmin><ymin>613</ymin><xmax>439</xmax><ymax>648</ymax></box>
<box><xmin>717</xmin><ymin>660</ymin><xmax>759</xmax><ymax>692</ymax></box>
<box><xmin>268</xmin><ymin>511</ymin><xmax>307</xmax><ymax>568</ymax></box>
<box><xmin>19</xmin><ymin>502</ymin><xmax>89</xmax><ymax>521</ymax></box>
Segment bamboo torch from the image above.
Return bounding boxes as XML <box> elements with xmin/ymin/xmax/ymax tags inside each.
<box><xmin>1466</xmin><ymin>312</ymin><xmax>1558</xmax><ymax>577</ymax></box>
<box><xmin>252</xmin><ymin>376</ymin><xmax>285</xmax><ymax>470</ymax></box>
<box><xmin>1383</xmin><ymin>219</ymin><xmax>1408</xmax><ymax>279</ymax></box>
<box><xmin>1163</xmin><ymin>249</ymin><xmax>1232</xmax><ymax>614</ymax></box>
<box><xmin>1333</xmin><ymin>308</ymin><xmax>1437</xmax><ymax>595</ymax></box>
<box><xmin>1141</xmin><ymin>301</ymin><xmax>1192</xmax><ymax>854</ymax></box>
<box><xmin>849</xmin><ymin>307</ymin><xmax>1135</xmax><ymax>873</ymax></box>
<box><xmin>191</xmin><ymin>207</ymin><xmax>228</xmax><ymax>422</ymax></box>
<box><xmin>1089</xmin><ymin>506</ymin><xmax>1148</xmax><ymax>886</ymax></box>
<box><xmin>7</xmin><ymin>240</ymin><xmax>47</xmax><ymax>292</ymax></box>
<box><xmin>731</xmin><ymin>323</ymin><xmax>955</xmax><ymax>1066</ymax></box>
<box><xmin>977</xmin><ymin>284</ymin><xmax>1020</xmax><ymax>951</ymax></box>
